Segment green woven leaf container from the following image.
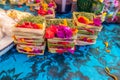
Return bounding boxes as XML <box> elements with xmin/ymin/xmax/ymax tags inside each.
<box><xmin>77</xmin><ymin>0</ymin><xmax>93</xmax><ymax>12</ymax></box>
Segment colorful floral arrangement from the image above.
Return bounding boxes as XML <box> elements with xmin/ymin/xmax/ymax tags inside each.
<box><xmin>101</xmin><ymin>0</ymin><xmax>120</xmax><ymax>16</ymax></box>
<box><xmin>37</xmin><ymin>1</ymin><xmax>55</xmax><ymax>18</ymax></box>
<box><xmin>78</xmin><ymin>35</ymin><xmax>96</xmax><ymax>43</ymax></box>
<box><xmin>16</xmin><ymin>16</ymin><xmax>45</xmax><ymax>29</ymax></box>
<box><xmin>13</xmin><ymin>16</ymin><xmax>46</xmax><ymax>55</ymax></box>
<box><xmin>77</xmin><ymin>16</ymin><xmax>102</xmax><ymax>26</ymax></box>
<box><xmin>45</xmin><ymin>25</ymin><xmax>77</xmax><ymax>39</ymax></box>
<box><xmin>16</xmin><ymin>22</ymin><xmax>43</xmax><ymax>29</ymax></box>
<box><xmin>105</xmin><ymin>12</ymin><xmax>120</xmax><ymax>23</ymax></box>
<box><xmin>73</xmin><ymin>12</ymin><xmax>103</xmax><ymax>45</ymax></box>
<box><xmin>73</xmin><ymin>12</ymin><xmax>102</xmax><ymax>29</ymax></box>
<box><xmin>37</xmin><ymin>7</ymin><xmax>54</xmax><ymax>16</ymax></box>
<box><xmin>45</xmin><ymin>19</ymin><xmax>77</xmax><ymax>54</ymax></box>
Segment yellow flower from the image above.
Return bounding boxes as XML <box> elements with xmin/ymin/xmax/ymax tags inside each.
<box><xmin>24</xmin><ymin>47</ymin><xmax>32</xmax><ymax>52</ymax></box>
<box><xmin>104</xmin><ymin>41</ymin><xmax>108</xmax><ymax>48</ymax></box>
<box><xmin>78</xmin><ymin>16</ymin><xmax>92</xmax><ymax>24</ymax></box>
<box><xmin>63</xmin><ymin>19</ymin><xmax>68</xmax><ymax>26</ymax></box>
<box><xmin>102</xmin><ymin>12</ymin><xmax>107</xmax><ymax>16</ymax></box>
<box><xmin>42</xmin><ymin>3</ymin><xmax>48</xmax><ymax>10</ymax></box>
<box><xmin>37</xmin><ymin>24</ymin><xmax>43</xmax><ymax>29</ymax></box>
<box><xmin>106</xmin><ymin>50</ymin><xmax>111</xmax><ymax>53</ymax></box>
<box><xmin>20</xmin><ymin>38</ymin><xmax>25</xmax><ymax>42</ymax></box>
<box><xmin>72</xmin><ymin>28</ymin><xmax>78</xmax><ymax>35</ymax></box>
<box><xmin>99</xmin><ymin>0</ymin><xmax>104</xmax><ymax>3</ymax></box>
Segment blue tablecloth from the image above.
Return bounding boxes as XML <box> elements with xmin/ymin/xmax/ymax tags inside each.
<box><xmin>0</xmin><ymin>3</ymin><xmax>120</xmax><ymax>80</ymax></box>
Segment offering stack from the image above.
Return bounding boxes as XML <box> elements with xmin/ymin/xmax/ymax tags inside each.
<box><xmin>73</xmin><ymin>12</ymin><xmax>103</xmax><ymax>45</ymax></box>
<box><xmin>13</xmin><ymin>16</ymin><xmax>46</xmax><ymax>55</ymax></box>
<box><xmin>45</xmin><ymin>19</ymin><xmax>77</xmax><ymax>54</ymax></box>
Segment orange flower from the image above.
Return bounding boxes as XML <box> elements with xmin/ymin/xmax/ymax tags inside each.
<box><xmin>37</xmin><ymin>24</ymin><xmax>43</xmax><ymax>29</ymax></box>
<box><xmin>23</xmin><ymin>47</ymin><xmax>32</xmax><ymax>52</ymax></box>
<box><xmin>71</xmin><ymin>28</ymin><xmax>78</xmax><ymax>35</ymax></box>
<box><xmin>78</xmin><ymin>16</ymin><xmax>92</xmax><ymax>24</ymax></box>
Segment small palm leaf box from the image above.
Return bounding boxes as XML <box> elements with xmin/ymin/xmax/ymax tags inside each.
<box><xmin>73</xmin><ymin>12</ymin><xmax>103</xmax><ymax>45</ymax></box>
<box><xmin>13</xmin><ymin>16</ymin><xmax>46</xmax><ymax>55</ymax></box>
<box><xmin>0</xmin><ymin>0</ymin><xmax>6</xmax><ymax>5</ymax></box>
<box><xmin>9</xmin><ymin>0</ymin><xmax>26</xmax><ymax>5</ymax></box>
<box><xmin>45</xmin><ymin>19</ymin><xmax>78</xmax><ymax>54</ymax></box>
<box><xmin>26</xmin><ymin>0</ymin><xmax>56</xmax><ymax>19</ymax></box>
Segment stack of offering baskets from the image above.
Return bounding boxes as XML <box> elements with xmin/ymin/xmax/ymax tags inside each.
<box><xmin>45</xmin><ymin>19</ymin><xmax>78</xmax><ymax>54</ymax></box>
<box><xmin>73</xmin><ymin>12</ymin><xmax>103</xmax><ymax>45</ymax></box>
<box><xmin>13</xmin><ymin>16</ymin><xmax>46</xmax><ymax>55</ymax></box>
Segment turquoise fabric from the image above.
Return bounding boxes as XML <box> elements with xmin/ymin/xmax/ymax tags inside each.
<box><xmin>0</xmin><ymin>3</ymin><xmax>120</xmax><ymax>80</ymax></box>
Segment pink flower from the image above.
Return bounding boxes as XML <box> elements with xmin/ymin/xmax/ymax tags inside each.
<box><xmin>36</xmin><ymin>0</ymin><xmax>40</xmax><ymax>3</ymax></box>
<box><xmin>47</xmin><ymin>10</ymin><xmax>53</xmax><ymax>14</ymax></box>
<box><xmin>93</xmin><ymin>18</ymin><xmax>101</xmax><ymax>26</ymax></box>
<box><xmin>114</xmin><ymin>0</ymin><xmax>119</xmax><ymax>7</ymax></box>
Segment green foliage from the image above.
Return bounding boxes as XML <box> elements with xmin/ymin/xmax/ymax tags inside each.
<box><xmin>19</xmin><ymin>16</ymin><xmax>45</xmax><ymax>24</ymax></box>
<box><xmin>77</xmin><ymin>0</ymin><xmax>93</xmax><ymax>12</ymax></box>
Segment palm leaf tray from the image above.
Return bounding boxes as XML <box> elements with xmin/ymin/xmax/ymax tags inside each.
<box><xmin>73</xmin><ymin>12</ymin><xmax>103</xmax><ymax>31</ymax></box>
<box><xmin>46</xmin><ymin>19</ymin><xmax>77</xmax><ymax>40</ymax></box>
<box><xmin>12</xmin><ymin>16</ymin><xmax>46</xmax><ymax>36</ymax></box>
<box><xmin>17</xmin><ymin>43</ymin><xmax>46</xmax><ymax>55</ymax></box>
<box><xmin>38</xmin><ymin>8</ymin><xmax>55</xmax><ymax>19</ymax></box>
<box><xmin>46</xmin><ymin>19</ymin><xmax>77</xmax><ymax>53</ymax></box>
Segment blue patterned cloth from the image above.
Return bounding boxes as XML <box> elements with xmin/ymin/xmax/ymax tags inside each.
<box><xmin>0</xmin><ymin>3</ymin><xmax>120</xmax><ymax>80</ymax></box>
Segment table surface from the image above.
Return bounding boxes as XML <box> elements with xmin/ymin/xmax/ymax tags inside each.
<box><xmin>0</xmin><ymin>3</ymin><xmax>120</xmax><ymax>80</ymax></box>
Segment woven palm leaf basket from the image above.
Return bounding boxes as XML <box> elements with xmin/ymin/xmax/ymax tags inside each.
<box><xmin>73</xmin><ymin>12</ymin><xmax>103</xmax><ymax>45</ymax></box>
<box><xmin>13</xmin><ymin>16</ymin><xmax>46</xmax><ymax>55</ymax></box>
<box><xmin>45</xmin><ymin>19</ymin><xmax>77</xmax><ymax>54</ymax></box>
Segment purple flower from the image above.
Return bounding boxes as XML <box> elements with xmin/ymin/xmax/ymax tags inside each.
<box><xmin>33</xmin><ymin>47</ymin><xmax>41</xmax><ymax>53</ymax></box>
<box><xmin>56</xmin><ymin>25</ymin><xmax>73</xmax><ymax>38</ymax></box>
<box><xmin>68</xmin><ymin>48</ymin><xmax>75</xmax><ymax>54</ymax></box>
<box><xmin>56</xmin><ymin>31</ymin><xmax>65</xmax><ymax>38</ymax></box>
<box><xmin>64</xmin><ymin>27</ymin><xmax>72</xmax><ymax>38</ymax></box>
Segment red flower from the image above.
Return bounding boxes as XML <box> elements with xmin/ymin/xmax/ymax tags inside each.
<box><xmin>56</xmin><ymin>49</ymin><xmax>65</xmax><ymax>54</ymax></box>
<box><xmin>58</xmin><ymin>42</ymin><xmax>69</xmax><ymax>45</ymax></box>
<box><xmin>37</xmin><ymin>8</ymin><xmax>47</xmax><ymax>16</ymax></box>
<box><xmin>49</xmin><ymin>25</ymin><xmax>58</xmax><ymax>33</ymax></box>
<box><xmin>17</xmin><ymin>22</ymin><xmax>40</xmax><ymax>29</ymax></box>
<box><xmin>45</xmin><ymin>28</ymin><xmax>55</xmax><ymax>39</ymax></box>
<box><xmin>87</xmin><ymin>38</ymin><xmax>93</xmax><ymax>43</ymax></box>
<box><xmin>78</xmin><ymin>16</ymin><xmax>90</xmax><ymax>24</ymax></box>
<box><xmin>71</xmin><ymin>28</ymin><xmax>78</xmax><ymax>34</ymax></box>
<box><xmin>85</xmin><ymin>28</ymin><xmax>95</xmax><ymax>35</ymax></box>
